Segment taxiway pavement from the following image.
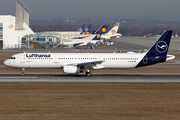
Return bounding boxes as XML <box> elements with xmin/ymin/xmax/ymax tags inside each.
<box><xmin>0</xmin><ymin>74</ymin><xmax>180</xmax><ymax>83</ymax></box>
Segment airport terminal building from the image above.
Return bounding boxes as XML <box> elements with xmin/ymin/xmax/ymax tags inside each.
<box><xmin>0</xmin><ymin>0</ymin><xmax>66</xmax><ymax>49</ymax></box>
<box><xmin>0</xmin><ymin>15</ymin><xmax>34</xmax><ymax>49</ymax></box>
<box><xmin>0</xmin><ymin>0</ymin><xmax>34</xmax><ymax>49</ymax></box>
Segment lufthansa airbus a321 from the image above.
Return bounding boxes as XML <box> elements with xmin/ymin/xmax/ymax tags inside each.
<box><xmin>4</xmin><ymin>30</ymin><xmax>175</xmax><ymax>77</ymax></box>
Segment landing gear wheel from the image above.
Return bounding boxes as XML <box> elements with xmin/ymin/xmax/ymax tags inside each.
<box><xmin>21</xmin><ymin>72</ymin><xmax>25</xmax><ymax>76</ymax></box>
<box><xmin>21</xmin><ymin>68</ymin><xmax>25</xmax><ymax>76</ymax></box>
<box><xmin>86</xmin><ymin>71</ymin><xmax>91</xmax><ymax>77</ymax></box>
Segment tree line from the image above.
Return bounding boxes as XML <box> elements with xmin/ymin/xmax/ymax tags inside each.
<box><xmin>30</xmin><ymin>22</ymin><xmax>180</xmax><ymax>36</ymax></box>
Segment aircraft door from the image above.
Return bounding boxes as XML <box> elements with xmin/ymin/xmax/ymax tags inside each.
<box><xmin>54</xmin><ymin>55</ymin><xmax>59</xmax><ymax>63</ymax></box>
<box><xmin>20</xmin><ymin>55</ymin><xmax>25</xmax><ymax>63</ymax></box>
<box><xmin>98</xmin><ymin>56</ymin><xmax>102</xmax><ymax>60</ymax></box>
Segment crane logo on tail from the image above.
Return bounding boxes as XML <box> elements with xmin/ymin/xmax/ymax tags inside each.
<box><xmin>102</xmin><ymin>28</ymin><xmax>106</xmax><ymax>32</ymax></box>
<box><xmin>156</xmin><ymin>41</ymin><xmax>168</xmax><ymax>53</ymax></box>
<box><xmin>97</xmin><ymin>34</ymin><xmax>101</xmax><ymax>38</ymax></box>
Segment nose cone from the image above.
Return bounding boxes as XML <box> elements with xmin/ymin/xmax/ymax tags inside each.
<box><xmin>3</xmin><ymin>60</ymin><xmax>9</xmax><ymax>67</ymax></box>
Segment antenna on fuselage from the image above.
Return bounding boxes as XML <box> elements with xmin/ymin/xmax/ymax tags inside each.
<box><xmin>114</xmin><ymin>48</ymin><xmax>117</xmax><ymax>53</ymax></box>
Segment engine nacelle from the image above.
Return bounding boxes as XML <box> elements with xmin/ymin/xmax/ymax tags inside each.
<box><xmin>63</xmin><ymin>66</ymin><xmax>80</xmax><ymax>74</ymax></box>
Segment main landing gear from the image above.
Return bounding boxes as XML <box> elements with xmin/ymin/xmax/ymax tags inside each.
<box><xmin>21</xmin><ymin>68</ymin><xmax>25</xmax><ymax>76</ymax></box>
<box><xmin>86</xmin><ymin>70</ymin><xmax>91</xmax><ymax>77</ymax></box>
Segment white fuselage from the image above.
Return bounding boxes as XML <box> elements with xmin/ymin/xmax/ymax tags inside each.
<box><xmin>4</xmin><ymin>53</ymin><xmax>145</xmax><ymax>69</ymax></box>
<box><xmin>62</xmin><ymin>34</ymin><xmax>100</xmax><ymax>47</ymax></box>
<box><xmin>102</xmin><ymin>33</ymin><xmax>122</xmax><ymax>40</ymax></box>
<box><xmin>62</xmin><ymin>39</ymin><xmax>91</xmax><ymax>46</ymax></box>
<box><xmin>3</xmin><ymin>30</ymin><xmax>175</xmax><ymax>76</ymax></box>
<box><xmin>43</xmin><ymin>31</ymin><xmax>81</xmax><ymax>35</ymax></box>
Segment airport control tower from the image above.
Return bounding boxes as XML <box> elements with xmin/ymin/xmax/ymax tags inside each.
<box><xmin>0</xmin><ymin>0</ymin><xmax>34</xmax><ymax>49</ymax></box>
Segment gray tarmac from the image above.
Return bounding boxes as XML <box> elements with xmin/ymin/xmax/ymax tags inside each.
<box><xmin>96</xmin><ymin>37</ymin><xmax>180</xmax><ymax>51</ymax></box>
<box><xmin>0</xmin><ymin>74</ymin><xmax>180</xmax><ymax>83</ymax></box>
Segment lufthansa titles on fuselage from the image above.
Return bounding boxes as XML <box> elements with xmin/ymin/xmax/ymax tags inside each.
<box><xmin>26</xmin><ymin>54</ymin><xmax>51</xmax><ymax>58</ymax></box>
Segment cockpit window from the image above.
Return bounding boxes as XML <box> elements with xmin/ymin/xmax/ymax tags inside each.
<box><xmin>9</xmin><ymin>57</ymin><xmax>16</xmax><ymax>59</ymax></box>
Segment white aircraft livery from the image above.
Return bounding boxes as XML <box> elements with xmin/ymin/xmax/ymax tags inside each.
<box><xmin>62</xmin><ymin>25</ymin><xmax>108</xmax><ymax>48</ymax></box>
<box><xmin>4</xmin><ymin>30</ymin><xmax>175</xmax><ymax>77</ymax></box>
<box><xmin>101</xmin><ymin>22</ymin><xmax>122</xmax><ymax>40</ymax></box>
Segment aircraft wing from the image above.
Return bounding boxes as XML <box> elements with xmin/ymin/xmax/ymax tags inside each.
<box><xmin>72</xmin><ymin>35</ymin><xmax>91</xmax><ymax>39</ymax></box>
<box><xmin>72</xmin><ymin>42</ymin><xmax>84</xmax><ymax>47</ymax></box>
<box><xmin>63</xmin><ymin>39</ymin><xmax>84</xmax><ymax>47</ymax></box>
<box><xmin>65</xmin><ymin>60</ymin><xmax>105</xmax><ymax>69</ymax></box>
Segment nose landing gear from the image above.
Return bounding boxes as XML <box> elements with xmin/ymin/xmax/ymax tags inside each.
<box><xmin>21</xmin><ymin>68</ymin><xmax>25</xmax><ymax>76</ymax></box>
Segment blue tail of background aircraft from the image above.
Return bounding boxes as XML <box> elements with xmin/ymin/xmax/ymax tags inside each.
<box><xmin>92</xmin><ymin>33</ymin><xmax>102</xmax><ymax>40</ymax></box>
<box><xmin>81</xmin><ymin>24</ymin><xmax>92</xmax><ymax>35</ymax></box>
<box><xmin>92</xmin><ymin>25</ymin><xmax>108</xmax><ymax>40</ymax></box>
<box><xmin>136</xmin><ymin>30</ymin><xmax>173</xmax><ymax>67</ymax></box>
<box><xmin>91</xmin><ymin>30</ymin><xmax>96</xmax><ymax>34</ymax></box>
<box><xmin>85</xmin><ymin>24</ymin><xmax>92</xmax><ymax>34</ymax></box>
<box><xmin>77</xmin><ymin>24</ymin><xmax>85</xmax><ymax>32</ymax></box>
<box><xmin>95</xmin><ymin>25</ymin><xmax>108</xmax><ymax>34</ymax></box>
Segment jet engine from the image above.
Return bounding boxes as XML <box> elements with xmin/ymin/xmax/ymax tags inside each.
<box><xmin>63</xmin><ymin>66</ymin><xmax>81</xmax><ymax>74</ymax></box>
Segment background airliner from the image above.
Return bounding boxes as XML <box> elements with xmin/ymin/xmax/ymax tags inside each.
<box><xmin>62</xmin><ymin>25</ymin><xmax>108</xmax><ymax>48</ymax></box>
<box><xmin>85</xmin><ymin>22</ymin><xmax>122</xmax><ymax>40</ymax></box>
<box><xmin>80</xmin><ymin>24</ymin><xmax>92</xmax><ymax>35</ymax></box>
<box><xmin>62</xmin><ymin>32</ymin><xmax>103</xmax><ymax>48</ymax></box>
<box><xmin>43</xmin><ymin>24</ymin><xmax>85</xmax><ymax>35</ymax></box>
<box><xmin>53</xmin><ymin>24</ymin><xmax>102</xmax><ymax>39</ymax></box>
<box><xmin>101</xmin><ymin>22</ymin><xmax>122</xmax><ymax>39</ymax></box>
<box><xmin>4</xmin><ymin>30</ymin><xmax>175</xmax><ymax>77</ymax></box>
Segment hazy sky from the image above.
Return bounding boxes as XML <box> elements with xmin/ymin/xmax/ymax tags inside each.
<box><xmin>0</xmin><ymin>0</ymin><xmax>180</xmax><ymax>21</ymax></box>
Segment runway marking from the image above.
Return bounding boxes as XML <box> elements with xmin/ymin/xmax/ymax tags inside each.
<box><xmin>0</xmin><ymin>77</ymin><xmax>37</xmax><ymax>79</ymax></box>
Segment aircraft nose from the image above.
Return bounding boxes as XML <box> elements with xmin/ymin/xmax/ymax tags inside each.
<box><xmin>3</xmin><ymin>60</ymin><xmax>9</xmax><ymax>67</ymax></box>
